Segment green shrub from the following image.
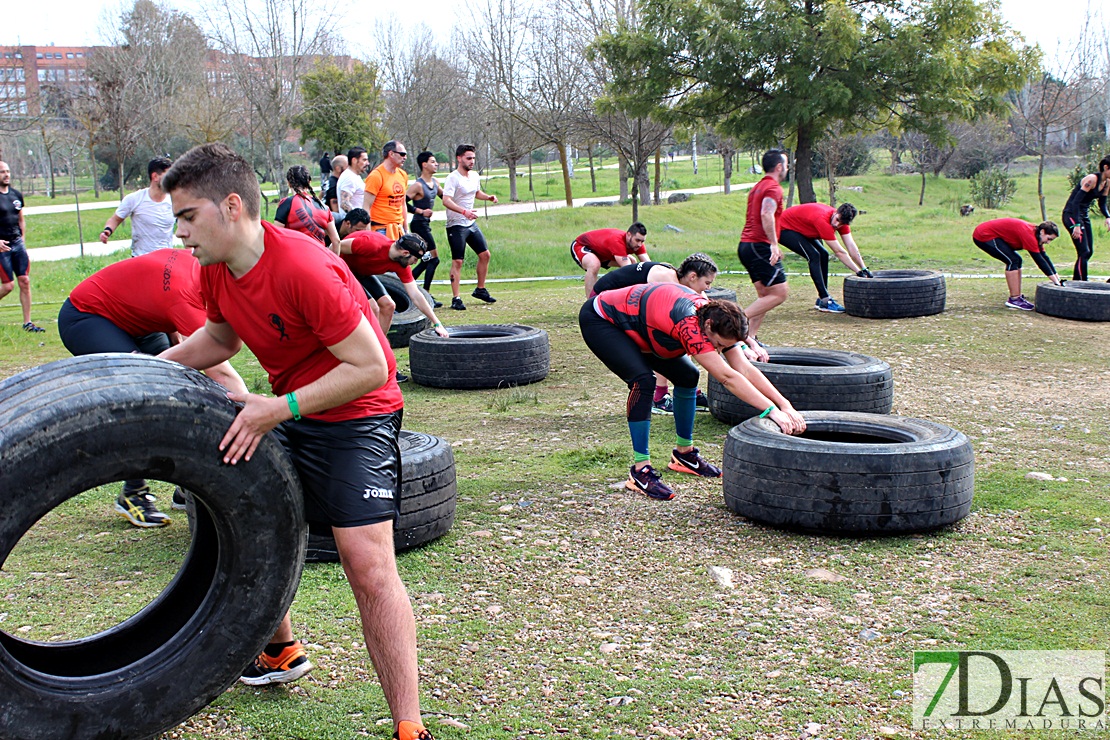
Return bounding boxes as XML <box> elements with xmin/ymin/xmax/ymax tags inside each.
<box><xmin>969</xmin><ymin>167</ymin><xmax>1017</xmax><ymax>209</ymax></box>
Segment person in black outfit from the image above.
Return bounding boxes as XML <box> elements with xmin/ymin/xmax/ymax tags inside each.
<box><xmin>1061</xmin><ymin>156</ymin><xmax>1110</xmax><ymax>281</ymax></box>
<box><xmin>318</xmin><ymin>151</ymin><xmax>331</xmax><ymax>191</ymax></box>
<box><xmin>406</xmin><ymin>151</ymin><xmax>444</xmax><ymax>307</ymax></box>
<box><xmin>0</xmin><ymin>160</ymin><xmax>44</xmax><ymax>331</ymax></box>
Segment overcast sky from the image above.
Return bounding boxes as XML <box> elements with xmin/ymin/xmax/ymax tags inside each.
<box><xmin>1</xmin><ymin>0</ymin><xmax>1101</xmax><ymax>62</ymax></box>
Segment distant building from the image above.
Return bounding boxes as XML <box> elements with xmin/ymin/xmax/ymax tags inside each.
<box><xmin>0</xmin><ymin>45</ymin><xmax>96</xmax><ymax>116</ymax></box>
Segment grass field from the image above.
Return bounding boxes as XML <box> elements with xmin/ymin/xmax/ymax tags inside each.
<box><xmin>0</xmin><ymin>165</ymin><xmax>1108</xmax><ymax>739</ymax></box>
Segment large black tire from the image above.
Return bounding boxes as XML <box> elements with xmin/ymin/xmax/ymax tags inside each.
<box><xmin>706</xmin><ymin>347</ymin><xmax>893</xmax><ymax>424</ymax></box>
<box><xmin>409</xmin><ymin>324</ymin><xmax>550</xmax><ymax>389</ymax></box>
<box><xmin>305</xmin><ymin>430</ymin><xmax>458</xmax><ymax>563</ymax></box>
<box><xmin>0</xmin><ymin>354</ymin><xmax>305</xmax><ymax>740</ymax></box>
<box><xmin>842</xmin><ymin>269</ymin><xmax>946</xmax><ymax>318</ymax></box>
<box><xmin>1034</xmin><ymin>281</ymin><xmax>1110</xmax><ymax>321</ymax></box>
<box><xmin>357</xmin><ymin>273</ymin><xmax>435</xmax><ymax>348</ymax></box>
<box><xmin>705</xmin><ymin>286</ymin><xmax>737</xmax><ymax>303</ymax></box>
<box><xmin>723</xmin><ymin>411</ymin><xmax>974</xmax><ymax>534</ymax></box>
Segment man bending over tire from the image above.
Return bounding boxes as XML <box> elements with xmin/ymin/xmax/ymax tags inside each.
<box><xmin>160</xmin><ymin>143</ymin><xmax>435</xmax><ymax>740</ymax></box>
<box><xmin>572</xmin><ymin>222</ymin><xmax>651</xmax><ymax>296</ymax></box>
<box><xmin>58</xmin><ymin>248</ymin><xmax>246</xmax><ymax>527</ymax></box>
<box><xmin>579</xmin><ymin>281</ymin><xmax>806</xmax><ymax>500</ymax></box>
<box><xmin>972</xmin><ymin>218</ymin><xmax>1063</xmax><ymax>310</ymax></box>
<box><xmin>777</xmin><ymin>201</ymin><xmax>872</xmax><ymax>313</ymax></box>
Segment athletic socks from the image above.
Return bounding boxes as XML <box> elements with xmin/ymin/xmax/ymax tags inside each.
<box><xmin>672</xmin><ymin>386</ymin><xmax>696</xmax><ymax>444</ymax></box>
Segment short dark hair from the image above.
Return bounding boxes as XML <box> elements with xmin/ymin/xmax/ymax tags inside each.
<box><xmin>347</xmin><ymin>146</ymin><xmax>367</xmax><ymax>163</ymax></box>
<box><xmin>343</xmin><ymin>208</ymin><xmax>370</xmax><ymax>227</ymax></box>
<box><xmin>416</xmin><ymin>151</ymin><xmax>435</xmax><ymax>168</ymax></box>
<box><xmin>1099</xmin><ymin>156</ymin><xmax>1110</xmax><ymax>173</ymax></box>
<box><xmin>148</xmin><ymin>157</ymin><xmax>172</xmax><ymax>179</ymax></box>
<box><xmin>627</xmin><ymin>222</ymin><xmax>647</xmax><ymax>237</ymax></box>
<box><xmin>835</xmin><ymin>202</ymin><xmax>858</xmax><ymax>225</ymax></box>
<box><xmin>678</xmin><ymin>252</ymin><xmax>718</xmax><ymax>279</ymax></box>
<box><xmin>1037</xmin><ymin>221</ymin><xmax>1059</xmax><ymax>239</ymax></box>
<box><xmin>162</xmin><ymin>143</ymin><xmax>260</xmax><ymax>219</ymax></box>
<box><xmin>761</xmin><ymin>149</ymin><xmax>787</xmax><ymax>175</ymax></box>
<box><xmin>455</xmin><ymin>144</ymin><xmax>476</xmax><ymax>158</ymax></box>
<box><xmin>382</xmin><ymin>140</ymin><xmax>402</xmax><ymax>158</ymax></box>
<box><xmin>696</xmin><ymin>300</ymin><xmax>749</xmax><ymax>342</ymax></box>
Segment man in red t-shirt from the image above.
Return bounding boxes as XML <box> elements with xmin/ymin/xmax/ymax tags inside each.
<box><xmin>778</xmin><ymin>201</ymin><xmax>872</xmax><ymax>313</ymax></box>
<box><xmin>571</xmin><ymin>222</ymin><xmax>651</xmax><ymax>296</ymax></box>
<box><xmin>159</xmin><ymin>143</ymin><xmax>434</xmax><ymax>740</ymax></box>
<box><xmin>737</xmin><ymin>149</ymin><xmax>790</xmax><ymax>356</ymax></box>
<box><xmin>58</xmin><ymin>248</ymin><xmax>246</xmax><ymax>528</ymax></box>
<box><xmin>972</xmin><ymin>218</ymin><xmax>1063</xmax><ymax>310</ymax></box>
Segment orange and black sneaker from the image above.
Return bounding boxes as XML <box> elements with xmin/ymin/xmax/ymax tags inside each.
<box><xmin>393</xmin><ymin>720</ymin><xmax>434</xmax><ymax>740</ymax></box>
<box><xmin>239</xmin><ymin>640</ymin><xmax>313</xmax><ymax>686</ymax></box>
<box><xmin>667</xmin><ymin>447</ymin><xmax>722</xmax><ymax>478</ymax></box>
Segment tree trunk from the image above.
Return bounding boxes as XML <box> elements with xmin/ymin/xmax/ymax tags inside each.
<box><xmin>528</xmin><ymin>154</ymin><xmax>534</xmax><ymax>193</ymax></box>
<box><xmin>635</xmin><ymin>160</ymin><xmax>651</xmax><ymax>209</ymax></box>
<box><xmin>691</xmin><ymin>132</ymin><xmax>698</xmax><ymax>174</ymax></box>
<box><xmin>827</xmin><ymin>160</ymin><xmax>837</xmax><ymax>207</ymax></box>
<box><xmin>588</xmin><ymin>147</ymin><xmax>597</xmax><ymax>193</ymax></box>
<box><xmin>556</xmin><ymin>141</ymin><xmax>573</xmax><ymax>207</ymax></box>
<box><xmin>653</xmin><ymin>147</ymin><xmax>661</xmax><ymax>205</ymax></box>
<box><xmin>88</xmin><ymin>142</ymin><xmax>99</xmax><ymax>198</ymax></box>
<box><xmin>508</xmin><ymin>159</ymin><xmax>519</xmax><ymax>202</ymax></box>
<box><xmin>919</xmin><ymin>170</ymin><xmax>927</xmax><ymax>206</ymax></box>
<box><xmin>786</xmin><ymin>149</ymin><xmax>797</xmax><ymax>208</ymax></box>
<box><xmin>118</xmin><ymin>159</ymin><xmax>125</xmax><ymax>200</ymax></box>
<box><xmin>619</xmin><ymin>155</ymin><xmax>629</xmax><ymax>202</ymax></box>
<box><xmin>795</xmin><ymin>126</ymin><xmax>816</xmax><ymax>203</ymax></box>
<box><xmin>723</xmin><ymin>149</ymin><xmax>733</xmax><ymax>194</ymax></box>
<box><xmin>47</xmin><ymin>152</ymin><xmax>56</xmax><ymax>199</ymax></box>
<box><xmin>1037</xmin><ymin>146</ymin><xmax>1047</xmax><ymax>221</ymax></box>
<box><xmin>888</xmin><ymin>147</ymin><xmax>901</xmax><ymax>174</ymax></box>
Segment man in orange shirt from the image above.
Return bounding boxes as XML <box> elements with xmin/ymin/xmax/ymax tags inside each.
<box><xmin>363</xmin><ymin>140</ymin><xmax>410</xmax><ymax>240</ymax></box>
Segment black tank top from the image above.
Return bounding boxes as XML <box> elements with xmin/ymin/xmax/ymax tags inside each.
<box><xmin>409</xmin><ymin>178</ymin><xmax>437</xmax><ymax>225</ymax></box>
<box><xmin>1063</xmin><ymin>177</ymin><xmax>1110</xmax><ymax>221</ymax></box>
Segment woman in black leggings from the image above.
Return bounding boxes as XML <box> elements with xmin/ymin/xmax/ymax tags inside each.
<box><xmin>1061</xmin><ymin>156</ymin><xmax>1110</xmax><ymax>281</ymax></box>
<box><xmin>971</xmin><ymin>218</ymin><xmax>1063</xmax><ymax>310</ymax></box>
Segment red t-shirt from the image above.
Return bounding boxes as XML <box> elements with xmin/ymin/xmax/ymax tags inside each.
<box><xmin>740</xmin><ymin>176</ymin><xmax>784</xmax><ymax>243</ymax></box>
<box><xmin>575</xmin><ymin>228</ymin><xmax>645</xmax><ymax>262</ymax></box>
<box><xmin>973</xmin><ymin>218</ymin><xmax>1042</xmax><ymax>253</ymax></box>
<box><xmin>200</xmin><ymin>222</ymin><xmax>402</xmax><ymax>421</ymax></box>
<box><xmin>275</xmin><ymin>192</ymin><xmax>333</xmax><ymax>246</ymax></box>
<box><xmin>69</xmin><ymin>248</ymin><xmax>207</xmax><ymax>336</ymax></box>
<box><xmin>342</xmin><ymin>230</ymin><xmax>415</xmax><ymax>283</ymax></box>
<box><xmin>778</xmin><ymin>202</ymin><xmax>851</xmax><ymax>240</ymax></box>
<box><xmin>594</xmin><ymin>282</ymin><xmax>713</xmax><ymax>359</ymax></box>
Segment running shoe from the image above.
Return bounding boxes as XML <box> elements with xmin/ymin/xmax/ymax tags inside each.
<box><xmin>651</xmin><ymin>394</ymin><xmax>674</xmax><ymax>415</ymax></box>
<box><xmin>471</xmin><ymin>287</ymin><xmax>497</xmax><ymax>303</ymax></box>
<box><xmin>814</xmin><ymin>297</ymin><xmax>846</xmax><ymax>313</ymax></box>
<box><xmin>450</xmin><ymin>297</ymin><xmax>466</xmax><ymax>311</ymax></box>
<box><xmin>626</xmin><ymin>464</ymin><xmax>676</xmax><ymax>500</ymax></box>
<box><xmin>695</xmin><ymin>389</ymin><xmax>710</xmax><ymax>412</ymax></box>
<box><xmin>23</xmin><ymin>322</ymin><xmax>45</xmax><ymax>333</ymax></box>
<box><xmin>394</xmin><ymin>721</ymin><xmax>435</xmax><ymax>740</ymax></box>
<box><xmin>668</xmin><ymin>447</ymin><xmax>722</xmax><ymax>478</ymax></box>
<box><xmin>239</xmin><ymin>641</ymin><xmax>313</xmax><ymax>686</ymax></box>
<box><xmin>396</xmin><ymin>371</ymin><xmax>409</xmax><ymax>383</ymax></box>
<box><xmin>171</xmin><ymin>486</ymin><xmax>188</xmax><ymax>511</ymax></box>
<box><xmin>1005</xmin><ymin>295</ymin><xmax>1034</xmax><ymax>311</ymax></box>
<box><xmin>431</xmin><ymin>297</ymin><xmax>443</xmax><ymax>308</ymax></box>
<box><xmin>115</xmin><ymin>485</ymin><xmax>171</xmax><ymax>528</ymax></box>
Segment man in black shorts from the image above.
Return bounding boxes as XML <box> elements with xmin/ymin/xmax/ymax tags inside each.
<box><xmin>0</xmin><ymin>161</ymin><xmax>44</xmax><ymax>332</ymax></box>
<box><xmin>406</xmin><ymin>151</ymin><xmax>444</xmax><ymax>307</ymax></box>
<box><xmin>442</xmin><ymin>144</ymin><xmax>498</xmax><ymax>310</ymax></box>
<box><xmin>736</xmin><ymin>149</ymin><xmax>789</xmax><ymax>356</ymax></box>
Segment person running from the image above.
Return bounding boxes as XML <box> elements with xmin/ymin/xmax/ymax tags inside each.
<box><xmin>100</xmin><ymin>157</ymin><xmax>176</xmax><ymax>257</ymax></box>
<box><xmin>274</xmin><ymin>165</ymin><xmax>341</xmax><ymax>253</ymax></box>
<box><xmin>778</xmin><ymin>201</ymin><xmax>873</xmax><ymax>313</ymax></box>
<box><xmin>58</xmin><ymin>248</ymin><xmax>247</xmax><ymax>527</ymax></box>
<box><xmin>406</xmin><ymin>152</ymin><xmax>443</xmax><ymax>308</ymax></box>
<box><xmin>159</xmin><ymin>143</ymin><xmax>434</xmax><ymax>740</ymax></box>
<box><xmin>0</xmin><ymin>160</ymin><xmax>44</xmax><ymax>332</ymax></box>
<box><xmin>1061</xmin><ymin>156</ymin><xmax>1110</xmax><ymax>281</ymax></box>
<box><xmin>972</xmin><ymin>218</ymin><xmax>1063</xmax><ymax>310</ymax></box>
<box><xmin>572</xmin><ymin>223</ymin><xmax>651</xmax><ymax>296</ymax></box>
<box><xmin>443</xmin><ymin>144</ymin><xmax>498</xmax><ymax>310</ymax></box>
<box><xmin>363</xmin><ymin>140</ymin><xmax>409</xmax><ymax>240</ymax></box>
<box><xmin>579</xmin><ymin>281</ymin><xmax>805</xmax><ymax>500</ymax></box>
<box><xmin>338</xmin><ymin>146</ymin><xmax>370</xmax><ymax>219</ymax></box>
<box><xmin>737</xmin><ymin>149</ymin><xmax>789</xmax><ymax>350</ymax></box>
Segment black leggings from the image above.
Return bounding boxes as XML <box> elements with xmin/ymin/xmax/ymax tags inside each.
<box><xmin>578</xmin><ymin>301</ymin><xmax>699</xmax><ymax>424</ymax></box>
<box><xmin>974</xmin><ymin>238</ymin><xmax>1023</xmax><ymax>271</ymax></box>
<box><xmin>779</xmin><ymin>229</ymin><xmax>830</xmax><ymax>298</ymax></box>
<box><xmin>1062</xmin><ymin>213</ymin><xmax>1093</xmax><ymax>280</ymax></box>
<box><xmin>409</xmin><ymin>220</ymin><xmax>440</xmax><ymax>291</ymax></box>
<box><xmin>58</xmin><ymin>299</ymin><xmax>171</xmax><ymax>356</ymax></box>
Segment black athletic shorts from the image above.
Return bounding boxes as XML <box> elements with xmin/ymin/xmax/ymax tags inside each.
<box><xmin>446</xmin><ymin>224</ymin><xmax>489</xmax><ymax>261</ymax></box>
<box><xmin>362</xmin><ymin>274</ymin><xmax>387</xmax><ymax>301</ymax></box>
<box><xmin>738</xmin><ymin>241</ymin><xmax>786</xmax><ymax>286</ymax></box>
<box><xmin>410</xmin><ymin>219</ymin><xmax>437</xmax><ymax>252</ymax></box>
<box><xmin>270</xmin><ymin>410</ymin><xmax>403</xmax><ymax>529</ymax></box>
<box><xmin>0</xmin><ymin>237</ymin><xmax>29</xmax><ymax>281</ymax></box>
<box><xmin>58</xmin><ymin>298</ymin><xmax>172</xmax><ymax>356</ymax></box>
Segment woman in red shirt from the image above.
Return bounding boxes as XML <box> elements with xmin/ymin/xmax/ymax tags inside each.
<box><xmin>274</xmin><ymin>165</ymin><xmax>342</xmax><ymax>253</ymax></box>
<box><xmin>972</xmin><ymin>218</ymin><xmax>1063</xmax><ymax>311</ymax></box>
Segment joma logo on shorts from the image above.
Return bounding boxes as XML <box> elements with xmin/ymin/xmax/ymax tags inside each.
<box><xmin>363</xmin><ymin>487</ymin><xmax>393</xmax><ymax>500</ymax></box>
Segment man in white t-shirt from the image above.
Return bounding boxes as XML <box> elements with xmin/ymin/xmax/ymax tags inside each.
<box><xmin>100</xmin><ymin>158</ymin><xmax>176</xmax><ymax>257</ymax></box>
<box><xmin>338</xmin><ymin>146</ymin><xmax>370</xmax><ymax>219</ymax></box>
<box><xmin>442</xmin><ymin>144</ymin><xmax>498</xmax><ymax>310</ymax></box>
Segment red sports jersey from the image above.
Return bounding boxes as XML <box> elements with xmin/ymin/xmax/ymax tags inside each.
<box><xmin>342</xmin><ymin>230</ymin><xmax>415</xmax><ymax>283</ymax></box>
<box><xmin>594</xmin><ymin>282</ymin><xmax>713</xmax><ymax>359</ymax></box>
<box><xmin>574</xmin><ymin>228</ymin><xmax>645</xmax><ymax>262</ymax></box>
<box><xmin>201</xmin><ymin>222</ymin><xmax>402</xmax><ymax>421</ymax></box>
<box><xmin>69</xmin><ymin>248</ymin><xmax>206</xmax><ymax>337</ymax></box>
<box><xmin>740</xmin><ymin>176</ymin><xmax>784</xmax><ymax>243</ymax></box>
<box><xmin>973</xmin><ymin>218</ymin><xmax>1042</xmax><ymax>253</ymax></box>
<box><xmin>275</xmin><ymin>192</ymin><xmax>332</xmax><ymax>245</ymax></box>
<box><xmin>778</xmin><ymin>202</ymin><xmax>850</xmax><ymax>240</ymax></box>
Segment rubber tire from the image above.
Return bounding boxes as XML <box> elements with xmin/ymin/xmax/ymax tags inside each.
<box><xmin>705</xmin><ymin>286</ymin><xmax>737</xmax><ymax>302</ymax></box>
<box><xmin>842</xmin><ymin>269</ymin><xmax>946</xmax><ymax>318</ymax></box>
<box><xmin>357</xmin><ymin>273</ymin><xmax>435</xmax><ymax>348</ymax></box>
<box><xmin>409</xmin><ymin>324</ymin><xmax>550</xmax><ymax>389</ymax></box>
<box><xmin>0</xmin><ymin>354</ymin><xmax>305</xmax><ymax>740</ymax></box>
<box><xmin>1034</xmin><ymin>281</ymin><xmax>1110</xmax><ymax>321</ymax></box>
<box><xmin>305</xmin><ymin>430</ymin><xmax>458</xmax><ymax>563</ymax></box>
<box><xmin>706</xmin><ymin>347</ymin><xmax>893</xmax><ymax>424</ymax></box>
<box><xmin>723</xmin><ymin>411</ymin><xmax>974</xmax><ymax>534</ymax></box>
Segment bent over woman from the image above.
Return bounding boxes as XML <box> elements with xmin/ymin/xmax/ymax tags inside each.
<box><xmin>972</xmin><ymin>218</ymin><xmax>1063</xmax><ymax>310</ymax></box>
<box><xmin>579</xmin><ymin>282</ymin><xmax>805</xmax><ymax>501</ymax></box>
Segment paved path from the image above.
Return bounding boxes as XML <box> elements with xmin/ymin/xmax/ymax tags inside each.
<box><xmin>29</xmin><ymin>183</ymin><xmax>752</xmax><ymax>262</ymax></box>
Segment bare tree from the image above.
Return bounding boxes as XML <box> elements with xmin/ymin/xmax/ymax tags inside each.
<box><xmin>85</xmin><ymin>45</ymin><xmax>147</xmax><ymax>197</ymax></box>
